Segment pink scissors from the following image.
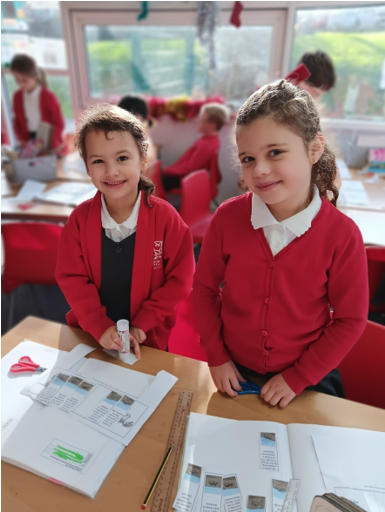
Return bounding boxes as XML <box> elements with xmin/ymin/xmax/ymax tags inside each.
<box><xmin>10</xmin><ymin>356</ymin><xmax>47</xmax><ymax>374</ymax></box>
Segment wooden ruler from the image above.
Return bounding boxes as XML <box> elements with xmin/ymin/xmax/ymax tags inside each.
<box><xmin>150</xmin><ymin>390</ymin><xmax>193</xmax><ymax>512</ymax></box>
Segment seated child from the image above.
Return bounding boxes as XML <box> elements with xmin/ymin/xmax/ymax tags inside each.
<box><xmin>162</xmin><ymin>103</ymin><xmax>229</xmax><ymax>191</ymax></box>
<box><xmin>10</xmin><ymin>54</ymin><xmax>64</xmax><ymax>152</ymax></box>
<box><xmin>56</xmin><ymin>104</ymin><xmax>195</xmax><ymax>357</ymax></box>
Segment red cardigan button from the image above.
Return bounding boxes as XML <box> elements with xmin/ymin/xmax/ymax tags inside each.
<box><xmin>262</xmin><ymin>330</ymin><xmax>268</xmax><ymax>336</ymax></box>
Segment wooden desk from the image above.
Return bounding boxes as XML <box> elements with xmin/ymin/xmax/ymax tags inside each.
<box><xmin>2</xmin><ymin>317</ymin><xmax>385</xmax><ymax>512</ymax></box>
<box><xmin>1</xmin><ymin>181</ymin><xmax>74</xmax><ymax>223</ymax></box>
<box><xmin>339</xmin><ymin>208</ymin><xmax>385</xmax><ymax>246</ymax></box>
<box><xmin>340</xmin><ymin>169</ymin><xmax>385</xmax><ymax>213</ymax></box>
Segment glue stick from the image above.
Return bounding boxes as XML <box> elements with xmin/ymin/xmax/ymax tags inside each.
<box><xmin>117</xmin><ymin>319</ymin><xmax>131</xmax><ymax>362</ymax></box>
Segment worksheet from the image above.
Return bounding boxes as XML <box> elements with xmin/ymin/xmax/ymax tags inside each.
<box><xmin>1</xmin><ymin>340</ymin><xmax>95</xmax><ymax>447</ymax></box>
<box><xmin>23</xmin><ymin>364</ymin><xmax>177</xmax><ymax>446</ymax></box>
<box><xmin>180</xmin><ymin>414</ymin><xmax>385</xmax><ymax>512</ymax></box>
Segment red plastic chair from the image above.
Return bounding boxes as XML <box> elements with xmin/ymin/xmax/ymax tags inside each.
<box><xmin>168</xmin><ymin>293</ymin><xmax>207</xmax><ymax>362</ymax></box>
<box><xmin>366</xmin><ymin>246</ymin><xmax>385</xmax><ymax>314</ymax></box>
<box><xmin>2</xmin><ymin>222</ymin><xmax>63</xmax><ymax>331</ymax></box>
<box><xmin>209</xmin><ymin>151</ymin><xmax>222</xmax><ymax>203</ymax></box>
<box><xmin>168</xmin><ymin>150</ymin><xmax>221</xmax><ymax>202</ymax></box>
<box><xmin>338</xmin><ymin>321</ymin><xmax>385</xmax><ymax>409</ymax></box>
<box><xmin>145</xmin><ymin>160</ymin><xmax>167</xmax><ymax>201</ymax></box>
<box><xmin>179</xmin><ymin>170</ymin><xmax>213</xmax><ymax>244</ymax></box>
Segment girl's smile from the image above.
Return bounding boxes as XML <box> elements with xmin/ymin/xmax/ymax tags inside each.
<box><xmin>255</xmin><ymin>180</ymin><xmax>282</xmax><ymax>192</ymax></box>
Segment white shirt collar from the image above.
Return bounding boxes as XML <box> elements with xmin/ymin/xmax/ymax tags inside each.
<box><xmin>101</xmin><ymin>191</ymin><xmax>141</xmax><ymax>231</ymax></box>
<box><xmin>251</xmin><ymin>185</ymin><xmax>322</xmax><ymax>237</ymax></box>
<box><xmin>24</xmin><ymin>84</ymin><xmax>41</xmax><ymax>98</ymax></box>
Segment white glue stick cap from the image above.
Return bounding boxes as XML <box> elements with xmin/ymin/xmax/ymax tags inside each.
<box><xmin>117</xmin><ymin>319</ymin><xmax>129</xmax><ymax>331</ymax></box>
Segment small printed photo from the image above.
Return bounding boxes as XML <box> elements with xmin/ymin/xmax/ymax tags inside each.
<box><xmin>68</xmin><ymin>377</ymin><xmax>83</xmax><ymax>386</ymax></box>
<box><xmin>56</xmin><ymin>373</ymin><xmax>70</xmax><ymax>383</ymax></box>
<box><xmin>205</xmin><ymin>475</ymin><xmax>222</xmax><ymax>488</ymax></box>
<box><xmin>223</xmin><ymin>476</ymin><xmax>238</xmax><ymax>490</ymax></box>
<box><xmin>106</xmin><ymin>391</ymin><xmax>122</xmax><ymax>402</ymax></box>
<box><xmin>79</xmin><ymin>381</ymin><xmax>94</xmax><ymax>392</ymax></box>
<box><xmin>122</xmin><ymin>395</ymin><xmax>134</xmax><ymax>406</ymax></box>
<box><xmin>247</xmin><ymin>496</ymin><xmax>266</xmax><ymax>510</ymax></box>
<box><xmin>186</xmin><ymin>464</ymin><xmax>202</xmax><ymax>478</ymax></box>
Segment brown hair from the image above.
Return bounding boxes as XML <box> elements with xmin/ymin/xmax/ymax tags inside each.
<box><xmin>10</xmin><ymin>54</ymin><xmax>48</xmax><ymax>88</ymax></box>
<box><xmin>200</xmin><ymin>102</ymin><xmax>230</xmax><ymax>131</ymax></box>
<box><xmin>75</xmin><ymin>103</ymin><xmax>155</xmax><ymax>207</ymax></box>
<box><xmin>298</xmin><ymin>51</ymin><xmax>336</xmax><ymax>91</ymax></box>
<box><xmin>236</xmin><ymin>79</ymin><xmax>339</xmax><ymax>206</ymax></box>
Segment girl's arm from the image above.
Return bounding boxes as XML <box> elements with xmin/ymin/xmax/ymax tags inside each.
<box><xmin>47</xmin><ymin>91</ymin><xmax>65</xmax><ymax>149</ymax></box>
<box><xmin>131</xmin><ymin>211</ymin><xmax>195</xmax><ymax>332</ymax></box>
<box><xmin>55</xmin><ymin>211</ymin><xmax>115</xmax><ymax>342</ymax></box>
<box><xmin>163</xmin><ymin>138</ymin><xmax>213</xmax><ymax>178</ymax></box>
<box><xmin>281</xmin><ymin>225</ymin><xmax>368</xmax><ymax>395</ymax></box>
<box><xmin>192</xmin><ymin>209</ymin><xmax>231</xmax><ymax>366</ymax></box>
<box><xmin>12</xmin><ymin>92</ymin><xmax>28</xmax><ymax>143</ymax></box>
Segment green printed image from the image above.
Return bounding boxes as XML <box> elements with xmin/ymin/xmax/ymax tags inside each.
<box><xmin>52</xmin><ymin>445</ymin><xmax>84</xmax><ymax>464</ymax></box>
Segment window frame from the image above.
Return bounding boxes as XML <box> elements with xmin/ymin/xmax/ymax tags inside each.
<box><xmin>61</xmin><ymin>2</ymin><xmax>287</xmax><ymax>117</ymax></box>
<box><xmin>283</xmin><ymin>0</ymin><xmax>385</xmax><ymax>131</ymax></box>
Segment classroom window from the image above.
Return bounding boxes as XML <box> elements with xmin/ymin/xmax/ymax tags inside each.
<box><xmin>85</xmin><ymin>24</ymin><xmax>273</xmax><ymax>103</ymax></box>
<box><xmin>1</xmin><ymin>0</ymin><xmax>74</xmax><ymax>126</ymax></box>
<box><xmin>291</xmin><ymin>4</ymin><xmax>385</xmax><ymax>122</ymax></box>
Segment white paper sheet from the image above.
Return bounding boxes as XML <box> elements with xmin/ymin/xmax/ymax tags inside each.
<box><xmin>16</xmin><ymin>179</ymin><xmax>46</xmax><ymax>201</ymax></box>
<box><xmin>34</xmin><ymin>182</ymin><xmax>96</xmax><ymax>206</ymax></box>
<box><xmin>1</xmin><ymin>403</ymin><xmax>124</xmax><ymax>498</ymax></box>
<box><xmin>312</xmin><ymin>431</ymin><xmax>385</xmax><ymax>491</ymax></box>
<box><xmin>76</xmin><ymin>358</ymin><xmax>154</xmax><ymax>398</ymax></box>
<box><xmin>336</xmin><ymin>160</ymin><xmax>352</xmax><ymax>180</ymax></box>
<box><xmin>338</xmin><ymin>180</ymin><xmax>370</xmax><ymax>206</ymax></box>
<box><xmin>181</xmin><ymin>413</ymin><xmax>293</xmax><ymax>512</ymax></box>
<box><xmin>103</xmin><ymin>348</ymin><xmax>138</xmax><ymax>365</ymax></box>
<box><xmin>24</xmin><ymin>363</ymin><xmax>177</xmax><ymax>446</ymax></box>
<box><xmin>1</xmin><ymin>340</ymin><xmax>93</xmax><ymax>445</ymax></box>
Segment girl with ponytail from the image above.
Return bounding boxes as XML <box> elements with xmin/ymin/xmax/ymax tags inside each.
<box><xmin>193</xmin><ymin>79</ymin><xmax>368</xmax><ymax>407</ymax></box>
<box><xmin>10</xmin><ymin>54</ymin><xmax>64</xmax><ymax>151</ymax></box>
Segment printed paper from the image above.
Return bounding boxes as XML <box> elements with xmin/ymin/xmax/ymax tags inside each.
<box><xmin>201</xmin><ymin>473</ymin><xmax>223</xmax><ymax>512</ymax></box>
<box><xmin>222</xmin><ymin>475</ymin><xmax>243</xmax><ymax>512</ymax></box>
<box><xmin>272</xmin><ymin>480</ymin><xmax>288</xmax><ymax>512</ymax></box>
<box><xmin>173</xmin><ymin>463</ymin><xmax>202</xmax><ymax>512</ymax></box>
<box><xmin>247</xmin><ymin>496</ymin><xmax>266</xmax><ymax>512</ymax></box>
<box><xmin>260</xmin><ymin>433</ymin><xmax>279</xmax><ymax>471</ymax></box>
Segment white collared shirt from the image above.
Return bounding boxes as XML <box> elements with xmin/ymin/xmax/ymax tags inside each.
<box><xmin>101</xmin><ymin>192</ymin><xmax>141</xmax><ymax>242</ymax></box>
<box><xmin>251</xmin><ymin>185</ymin><xmax>322</xmax><ymax>256</ymax></box>
<box><xmin>23</xmin><ymin>85</ymin><xmax>41</xmax><ymax>132</ymax></box>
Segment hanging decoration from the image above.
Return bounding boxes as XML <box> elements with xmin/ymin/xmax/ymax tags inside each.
<box><xmin>137</xmin><ymin>1</ymin><xmax>149</xmax><ymax>21</ymax></box>
<box><xmin>230</xmin><ymin>1</ymin><xmax>244</xmax><ymax>28</ymax></box>
<box><xmin>147</xmin><ymin>95</ymin><xmax>225</xmax><ymax>122</ymax></box>
<box><xmin>197</xmin><ymin>1</ymin><xmax>220</xmax><ymax>70</ymax></box>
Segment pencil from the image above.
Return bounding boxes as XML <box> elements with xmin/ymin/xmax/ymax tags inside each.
<box><xmin>141</xmin><ymin>444</ymin><xmax>173</xmax><ymax>509</ymax></box>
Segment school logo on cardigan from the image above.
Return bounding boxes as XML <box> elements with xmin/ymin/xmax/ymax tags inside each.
<box><xmin>153</xmin><ymin>241</ymin><xmax>163</xmax><ymax>269</ymax></box>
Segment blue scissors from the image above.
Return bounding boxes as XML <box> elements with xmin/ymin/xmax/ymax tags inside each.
<box><xmin>236</xmin><ymin>379</ymin><xmax>262</xmax><ymax>395</ymax></box>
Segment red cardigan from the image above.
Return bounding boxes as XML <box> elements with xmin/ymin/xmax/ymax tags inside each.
<box><xmin>163</xmin><ymin>135</ymin><xmax>220</xmax><ymax>178</ymax></box>
<box><xmin>192</xmin><ymin>194</ymin><xmax>368</xmax><ymax>395</ymax></box>
<box><xmin>55</xmin><ymin>191</ymin><xmax>195</xmax><ymax>350</ymax></box>
<box><xmin>13</xmin><ymin>88</ymin><xmax>65</xmax><ymax>150</ymax></box>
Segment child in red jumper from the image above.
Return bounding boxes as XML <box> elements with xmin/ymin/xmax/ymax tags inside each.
<box><xmin>10</xmin><ymin>54</ymin><xmax>64</xmax><ymax>151</ymax></box>
<box><xmin>162</xmin><ymin>102</ymin><xmax>229</xmax><ymax>190</ymax></box>
<box><xmin>56</xmin><ymin>104</ymin><xmax>194</xmax><ymax>357</ymax></box>
<box><xmin>193</xmin><ymin>80</ymin><xmax>368</xmax><ymax>407</ymax></box>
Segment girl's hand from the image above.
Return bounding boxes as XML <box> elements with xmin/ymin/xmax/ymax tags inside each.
<box><xmin>260</xmin><ymin>373</ymin><xmax>296</xmax><ymax>408</ymax></box>
<box><xmin>129</xmin><ymin>325</ymin><xmax>146</xmax><ymax>359</ymax></box>
<box><xmin>99</xmin><ymin>326</ymin><xmax>124</xmax><ymax>351</ymax></box>
<box><xmin>210</xmin><ymin>360</ymin><xmax>247</xmax><ymax>397</ymax></box>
